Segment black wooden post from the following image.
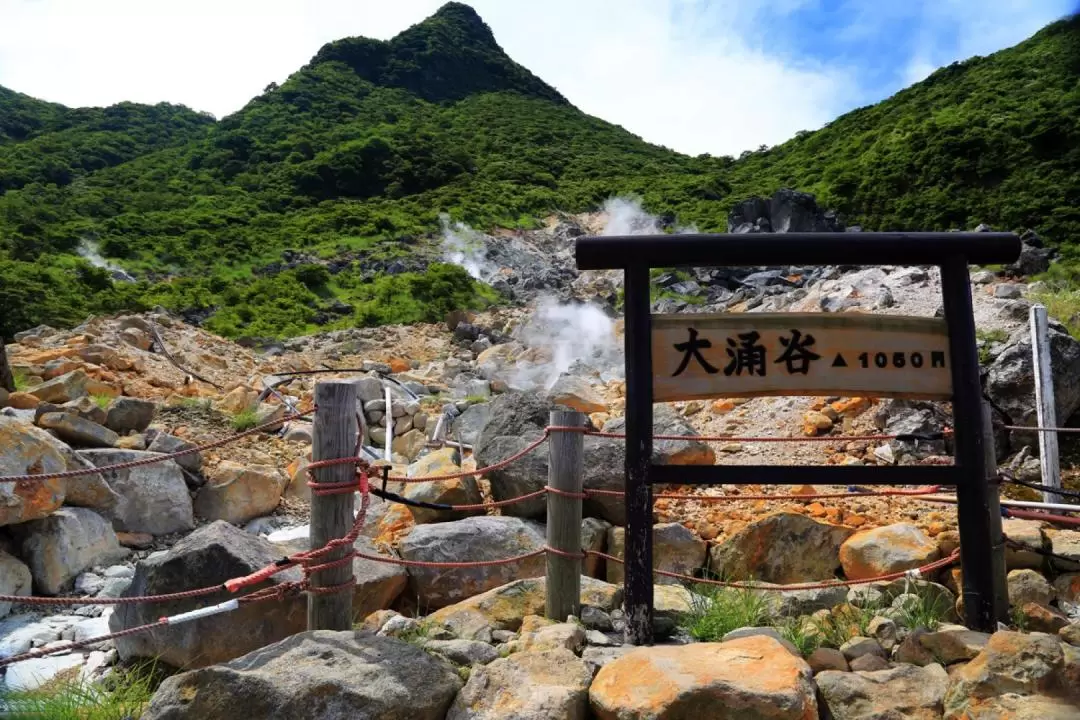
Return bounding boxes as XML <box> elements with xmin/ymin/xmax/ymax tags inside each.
<box><xmin>623</xmin><ymin>264</ymin><xmax>654</xmax><ymax>645</ymax></box>
<box><xmin>940</xmin><ymin>256</ymin><xmax>1006</xmax><ymax>632</ymax></box>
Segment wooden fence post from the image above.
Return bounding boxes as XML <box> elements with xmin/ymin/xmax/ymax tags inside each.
<box><xmin>0</xmin><ymin>339</ymin><xmax>14</xmax><ymax>393</ymax></box>
<box><xmin>546</xmin><ymin>410</ymin><xmax>585</xmax><ymax>620</ymax></box>
<box><xmin>308</xmin><ymin>381</ymin><xmax>358</xmax><ymax>631</ymax></box>
<box><xmin>1030</xmin><ymin>305</ymin><xmax>1061</xmax><ymax>504</ymax></box>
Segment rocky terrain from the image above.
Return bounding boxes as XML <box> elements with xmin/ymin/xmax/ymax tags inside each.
<box><xmin>2</xmin><ymin>192</ymin><xmax>1080</xmax><ymax>717</ymax></box>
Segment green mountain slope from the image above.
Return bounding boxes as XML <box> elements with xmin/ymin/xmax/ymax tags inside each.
<box><xmin>0</xmin><ymin>4</ymin><xmax>1077</xmax><ymax>340</ymax></box>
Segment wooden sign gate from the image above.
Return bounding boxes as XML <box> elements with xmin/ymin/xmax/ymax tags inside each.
<box><xmin>575</xmin><ymin>232</ymin><xmax>1020</xmax><ymax>644</ymax></box>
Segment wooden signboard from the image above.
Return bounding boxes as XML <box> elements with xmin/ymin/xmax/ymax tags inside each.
<box><xmin>652</xmin><ymin>313</ymin><xmax>952</xmax><ymax>402</ymax></box>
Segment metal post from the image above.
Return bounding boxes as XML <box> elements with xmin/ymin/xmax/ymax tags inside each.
<box><xmin>940</xmin><ymin>256</ymin><xmax>1005</xmax><ymax>632</ymax></box>
<box><xmin>308</xmin><ymin>381</ymin><xmax>358</xmax><ymax>631</ymax></box>
<box><xmin>1030</xmin><ymin>304</ymin><xmax>1061</xmax><ymax>504</ymax></box>
<box><xmin>546</xmin><ymin>410</ymin><xmax>585</xmax><ymax>620</ymax></box>
<box><xmin>623</xmin><ymin>264</ymin><xmax>654</xmax><ymax>645</ymax></box>
<box><xmin>982</xmin><ymin>401</ymin><xmax>1009</xmax><ymax>623</ymax></box>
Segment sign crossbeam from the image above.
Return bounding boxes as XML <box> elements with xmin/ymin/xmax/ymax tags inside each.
<box><xmin>574</xmin><ymin>231</ymin><xmax>1020</xmax><ymax>646</ymax></box>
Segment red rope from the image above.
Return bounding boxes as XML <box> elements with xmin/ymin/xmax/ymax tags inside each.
<box><xmin>0</xmin><ymin>409</ymin><xmax>310</xmax><ymax>483</ymax></box>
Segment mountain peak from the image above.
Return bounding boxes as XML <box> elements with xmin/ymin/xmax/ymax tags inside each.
<box><xmin>309</xmin><ymin>3</ymin><xmax>567</xmax><ymax>105</ymax></box>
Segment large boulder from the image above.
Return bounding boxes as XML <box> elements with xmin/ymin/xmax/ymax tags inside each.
<box><xmin>447</xmin><ymin>648</ymin><xmax>592</xmax><ymax>720</ymax></box>
<box><xmin>1046</xmin><ymin>529</ymin><xmax>1080</xmax><ymax>572</ymax></box>
<box><xmin>11</xmin><ymin>507</ymin><xmax>129</xmax><ymax>594</ymax></box>
<box><xmin>36</xmin><ymin>412</ymin><xmax>118</xmax><ymax>448</ymax></box>
<box><xmin>602</xmin><ymin>405</ymin><xmax>715</xmax><ymax>465</ymax></box>
<box><xmin>273</xmin><ymin>535</ymin><xmax>407</xmax><ymax>622</ymax></box>
<box><xmin>943</xmin><ymin>630</ymin><xmax>1080</xmax><ymax>719</ymax></box>
<box><xmin>547</xmin><ymin>375</ymin><xmax>606</xmax><ymax>415</ymax></box>
<box><xmin>709</xmin><ymin>512</ymin><xmax>853</xmax><ymax>583</ymax></box>
<box><xmin>1004</xmin><ymin>518</ymin><xmax>1049</xmax><ymax>570</ymax></box>
<box><xmin>104</xmin><ymin>397</ymin><xmax>156</xmax><ymax>434</ymax></box>
<box><xmin>589</xmin><ymin>636</ymin><xmax>817</xmax><ymax>720</ymax></box>
<box><xmin>429</xmin><ymin>577</ymin><xmax>621</xmax><ymax>640</ymax></box>
<box><xmin>399</xmin><ymin>517</ymin><xmax>546</xmax><ymax>609</ymax></box>
<box><xmin>0</xmin><ymin>417</ymin><xmax>67</xmax><ymax>526</ymax></box>
<box><xmin>194</xmin><ymin>461</ymin><xmax>285</xmax><ymax>525</ymax></box>
<box><xmin>985</xmin><ymin>324</ymin><xmax>1080</xmax><ymax>446</ymax></box>
<box><xmin>816</xmin><ymin>663</ymin><xmax>949</xmax><ymax>720</ymax></box>
<box><xmin>146</xmin><ymin>432</ymin><xmax>202</xmax><ymax>472</ymax></box>
<box><xmin>142</xmin><ymin>631</ymin><xmax>462</xmax><ymax>720</ymax></box>
<box><xmin>451</xmin><ymin>403</ymin><xmax>491</xmax><ymax>447</ymax></box>
<box><xmin>80</xmin><ymin>449</ymin><xmax>194</xmax><ymax>535</ymax></box>
<box><xmin>606</xmin><ymin>523</ymin><xmax>706</xmax><ymax>585</ymax></box>
<box><xmin>404</xmin><ymin>447</ymin><xmax>483</xmax><ymax>523</ymax></box>
<box><xmin>839</xmin><ymin>523</ymin><xmax>939</xmax><ymax>580</ymax></box>
<box><xmin>110</xmin><ymin>521</ymin><xmax>307</xmax><ymax>669</ymax></box>
<box><xmin>477</xmin><ymin>436</ymin><xmax>549</xmax><ymax>519</ymax></box>
<box><xmin>0</xmin><ymin>551</ymin><xmax>32</xmax><ymax>617</ymax></box>
<box><xmin>1008</xmin><ymin>568</ymin><xmax>1053</xmax><ymax>607</ymax></box>
<box><xmin>25</xmin><ymin>370</ymin><xmax>88</xmax><ymax>404</ymax></box>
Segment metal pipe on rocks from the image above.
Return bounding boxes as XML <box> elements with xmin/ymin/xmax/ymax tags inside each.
<box><xmin>922</xmin><ymin>493</ymin><xmax>1080</xmax><ymax>513</ymax></box>
<box><xmin>384</xmin><ymin>386</ymin><xmax>393</xmax><ymax>462</ymax></box>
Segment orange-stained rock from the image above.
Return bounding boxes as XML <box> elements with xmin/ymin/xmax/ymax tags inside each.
<box><xmin>547</xmin><ymin>375</ymin><xmax>606</xmax><ymax>414</ymax></box>
<box><xmin>840</xmin><ymin>523</ymin><xmax>940</xmax><ymax>580</ymax></box>
<box><xmin>7</xmin><ymin>392</ymin><xmax>40</xmax><ymax>410</ymax></box>
<box><xmin>216</xmin><ymin>386</ymin><xmax>260</xmax><ymax>414</ymax></box>
<box><xmin>84</xmin><ymin>380</ymin><xmax>120</xmax><ymax>398</ymax></box>
<box><xmin>831</xmin><ymin>397</ymin><xmax>873</xmax><ymax>417</ymax></box>
<box><xmin>42</xmin><ymin>361</ymin><xmax>81</xmax><ymax>380</ymax></box>
<box><xmin>20</xmin><ymin>348</ymin><xmax>77</xmax><ymax>365</ymax></box>
<box><xmin>0</xmin><ymin>417</ymin><xmax>67</xmax><ymax>526</ymax></box>
<box><xmin>389</xmin><ymin>357</ymin><xmax>410</xmax><ymax>374</ymax></box>
<box><xmin>711</xmin><ymin>399</ymin><xmax>735</xmax><ymax>414</ymax></box>
<box><xmin>709</xmin><ymin>511</ymin><xmax>853</xmax><ymax>584</ymax></box>
<box><xmin>589</xmin><ymin>636</ymin><xmax>817</xmax><ymax>720</ymax></box>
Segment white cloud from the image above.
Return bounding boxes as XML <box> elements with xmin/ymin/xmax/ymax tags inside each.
<box><xmin>0</xmin><ymin>0</ymin><xmax>1072</xmax><ymax>157</ymax></box>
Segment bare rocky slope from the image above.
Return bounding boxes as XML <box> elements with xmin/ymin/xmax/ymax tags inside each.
<box><xmin>2</xmin><ymin>193</ymin><xmax>1080</xmax><ymax>718</ymax></box>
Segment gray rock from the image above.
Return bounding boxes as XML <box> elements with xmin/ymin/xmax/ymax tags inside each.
<box><xmin>1008</xmin><ymin>568</ymin><xmax>1053</xmax><ymax>607</ymax></box>
<box><xmin>986</xmin><ymin>326</ymin><xmax>1080</xmax><ymax>447</ymax></box>
<box><xmin>606</xmin><ymin>523</ymin><xmax>706</xmax><ymax>585</ymax></box>
<box><xmin>475</xmin><ymin>435</ymin><xmax>549</xmax><ymax>519</ymax></box>
<box><xmin>581</xmin><ymin>517</ymin><xmax>611</xmax><ymax>579</ymax></box>
<box><xmin>916</xmin><ymin>624</ymin><xmax>990</xmax><ymax>664</ymax></box>
<box><xmin>348</xmin><ymin>376</ymin><xmax>385</xmax><ymax>404</ymax></box>
<box><xmin>111</xmin><ymin>521</ymin><xmax>307</xmax><ymax>669</ymax></box>
<box><xmin>581</xmin><ymin>605</ymin><xmax>613</xmax><ymax>631</ymax></box>
<box><xmin>399</xmin><ymin>517</ymin><xmax>546</xmax><ymax>609</ymax></box>
<box><xmin>61</xmin><ymin>396</ymin><xmax>107</xmax><ymax>425</ymax></box>
<box><xmin>36</xmin><ymin>412</ymin><xmax>118</xmax><ymax>448</ymax></box>
<box><xmin>1004</xmin><ymin>518</ymin><xmax>1048</xmax><ymax>570</ymax></box>
<box><xmin>423</xmin><ymin>638</ymin><xmax>499</xmax><ymax>666</ymax></box>
<box><xmin>840</xmin><ymin>636</ymin><xmax>886</xmax><ymax>661</ymax></box>
<box><xmin>994</xmin><ymin>284</ymin><xmax>1023</xmax><ymax>299</ymax></box>
<box><xmin>26</xmin><ymin>370</ymin><xmax>89</xmax><ymax>404</ymax></box>
<box><xmin>142</xmin><ymin>631</ymin><xmax>462</xmax><ymax>720</ymax></box>
<box><xmin>721</xmin><ymin>626</ymin><xmax>800</xmax><ymax>655</ymax></box>
<box><xmin>104</xmin><ymin>397</ymin><xmax>156</xmax><ymax>434</ymax></box>
<box><xmin>581</xmin><ymin>646</ymin><xmax>635</xmax><ymax>673</ymax></box>
<box><xmin>451</xmin><ymin>403</ymin><xmax>490</xmax><ymax>446</ymax></box>
<box><xmin>80</xmin><ymin>449</ymin><xmax>194</xmax><ymax>535</ymax></box>
<box><xmin>1006</xmin><ymin>240</ymin><xmax>1054</xmax><ymax>277</ymax></box>
<box><xmin>601</xmin><ymin>405</ymin><xmax>714</xmax><ymax>466</ymax></box>
<box><xmin>972</xmin><ymin>270</ymin><xmax>997</xmax><ymax>284</ymax></box>
<box><xmin>272</xmin><ymin>535</ymin><xmax>407</xmax><ymax>622</ymax></box>
<box><xmin>3</xmin><ymin>654</ymin><xmax>86</xmax><ymax>692</ymax></box>
<box><xmin>816</xmin><ymin>663</ymin><xmax>948</xmax><ymax>720</ymax></box>
<box><xmin>12</xmin><ymin>507</ymin><xmax>129</xmax><ymax>595</ymax></box>
<box><xmin>447</xmin><ymin>649</ymin><xmax>591</xmax><ymax>720</ymax></box>
<box><xmin>146</xmin><ymin>432</ymin><xmax>202</xmax><ymax>472</ymax></box>
<box><xmin>0</xmin><ymin>551</ymin><xmax>32</xmax><ymax>617</ymax></box>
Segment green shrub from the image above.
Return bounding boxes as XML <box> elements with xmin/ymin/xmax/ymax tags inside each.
<box><xmin>679</xmin><ymin>584</ymin><xmax>770</xmax><ymax>642</ymax></box>
<box><xmin>91</xmin><ymin>393</ymin><xmax>113</xmax><ymax>410</ymax></box>
<box><xmin>230</xmin><ymin>408</ymin><xmax>259</xmax><ymax>431</ymax></box>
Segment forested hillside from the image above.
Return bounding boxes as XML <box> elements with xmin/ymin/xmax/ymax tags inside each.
<box><xmin>0</xmin><ymin>3</ymin><xmax>1077</xmax><ymax>339</ymax></box>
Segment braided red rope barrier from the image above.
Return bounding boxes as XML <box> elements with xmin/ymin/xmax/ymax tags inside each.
<box><xmin>0</xmin><ymin>409</ymin><xmax>311</xmax><ymax>484</ymax></box>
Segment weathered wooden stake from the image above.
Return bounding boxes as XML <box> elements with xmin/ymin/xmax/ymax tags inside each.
<box><xmin>546</xmin><ymin>410</ymin><xmax>585</xmax><ymax>621</ymax></box>
<box><xmin>1030</xmin><ymin>304</ymin><xmax>1061</xmax><ymax>504</ymax></box>
<box><xmin>0</xmin><ymin>339</ymin><xmax>14</xmax><ymax>392</ymax></box>
<box><xmin>623</xmin><ymin>264</ymin><xmax>654</xmax><ymax>645</ymax></box>
<box><xmin>383</xmin><ymin>385</ymin><xmax>393</xmax><ymax>461</ymax></box>
<box><xmin>982</xmin><ymin>401</ymin><xmax>1009</xmax><ymax>623</ymax></box>
<box><xmin>309</xmin><ymin>381</ymin><xmax>358</xmax><ymax>631</ymax></box>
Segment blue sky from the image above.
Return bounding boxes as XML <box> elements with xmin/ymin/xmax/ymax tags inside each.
<box><xmin>0</xmin><ymin>0</ymin><xmax>1075</xmax><ymax>156</ymax></box>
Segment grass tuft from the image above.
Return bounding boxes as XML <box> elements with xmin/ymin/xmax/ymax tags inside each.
<box><xmin>0</xmin><ymin>663</ymin><xmax>160</xmax><ymax>720</ymax></box>
<box><xmin>230</xmin><ymin>408</ymin><xmax>259</xmax><ymax>431</ymax></box>
<box><xmin>91</xmin><ymin>393</ymin><xmax>113</xmax><ymax>410</ymax></box>
<box><xmin>679</xmin><ymin>584</ymin><xmax>771</xmax><ymax>642</ymax></box>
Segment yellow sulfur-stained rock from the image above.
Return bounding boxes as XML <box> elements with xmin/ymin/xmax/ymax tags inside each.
<box><xmin>589</xmin><ymin>636</ymin><xmax>818</xmax><ymax>720</ymax></box>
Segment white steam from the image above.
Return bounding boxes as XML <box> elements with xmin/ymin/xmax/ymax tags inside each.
<box><xmin>439</xmin><ymin>214</ymin><xmax>495</xmax><ymax>281</ymax></box>
<box><xmin>503</xmin><ymin>295</ymin><xmax>622</xmax><ymax>391</ymax></box>
<box><xmin>77</xmin><ymin>239</ymin><xmax>135</xmax><ymax>282</ymax></box>
<box><xmin>601</xmin><ymin>197</ymin><xmax>661</xmax><ymax>236</ymax></box>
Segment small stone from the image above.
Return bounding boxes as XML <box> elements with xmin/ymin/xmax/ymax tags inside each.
<box><xmin>1007</xmin><ymin>568</ymin><xmax>1053</xmax><ymax>607</ymax></box>
<box><xmin>867</xmin><ymin>616</ymin><xmax>898</xmax><ymax>651</ymax></box>
<box><xmin>993</xmin><ymin>284</ymin><xmax>1022</xmax><ymax>299</ymax></box>
<box><xmin>804</xmin><ymin>411</ymin><xmax>834</xmax><ymax>432</ymax></box>
<box><xmin>581</xmin><ymin>605</ymin><xmax>613</xmax><ymax>631</ymax></box>
<box><xmin>104</xmin><ymin>397</ymin><xmax>156</xmax><ymax>434</ymax></box>
<box><xmin>840</xmin><ymin>636</ymin><xmax>886</xmax><ymax>661</ymax></box>
<box><xmin>116</xmin><ymin>531</ymin><xmax>154</xmax><ymax>549</ymax></box>
<box><xmin>36</xmin><ymin>412</ymin><xmax>118</xmax><ymax>447</ymax></box>
<box><xmin>1059</xmin><ymin>623</ymin><xmax>1080</xmax><ymax>647</ymax></box>
<box><xmin>808</xmin><ymin>647</ymin><xmax>849</xmax><ymax>674</ymax></box>
<box><xmin>849</xmin><ymin>653</ymin><xmax>890</xmax><ymax>672</ymax></box>
<box><xmin>1020</xmin><ymin>602</ymin><xmax>1070</xmax><ymax>633</ymax></box>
